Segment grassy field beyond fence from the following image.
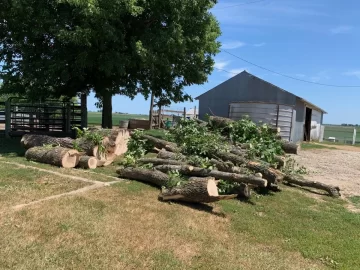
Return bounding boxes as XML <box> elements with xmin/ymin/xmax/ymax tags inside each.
<box><xmin>323</xmin><ymin>125</ymin><xmax>360</xmax><ymax>144</ymax></box>
<box><xmin>87</xmin><ymin>112</ymin><xmax>148</xmax><ymax>126</ymax></box>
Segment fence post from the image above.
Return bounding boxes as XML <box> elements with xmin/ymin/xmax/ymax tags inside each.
<box><xmin>158</xmin><ymin>106</ymin><xmax>162</xmax><ymax>128</ymax></box>
<box><xmin>194</xmin><ymin>106</ymin><xmax>197</xmax><ymax>118</ymax></box>
<box><xmin>352</xmin><ymin>128</ymin><xmax>356</xmax><ymax>145</ymax></box>
<box><xmin>5</xmin><ymin>100</ymin><xmax>11</xmax><ymax>138</ymax></box>
<box><xmin>65</xmin><ymin>103</ymin><xmax>71</xmax><ymax>134</ymax></box>
<box><xmin>183</xmin><ymin>107</ymin><xmax>186</xmax><ymax>120</ymax></box>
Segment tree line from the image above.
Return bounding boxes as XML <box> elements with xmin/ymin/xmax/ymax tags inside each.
<box><xmin>0</xmin><ymin>0</ymin><xmax>220</xmax><ymax>128</ymax></box>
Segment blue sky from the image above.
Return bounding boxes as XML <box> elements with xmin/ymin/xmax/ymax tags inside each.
<box><xmin>88</xmin><ymin>0</ymin><xmax>360</xmax><ymax>124</ymax></box>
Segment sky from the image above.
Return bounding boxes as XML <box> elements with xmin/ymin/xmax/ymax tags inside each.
<box><xmin>86</xmin><ymin>0</ymin><xmax>360</xmax><ymax>124</ymax></box>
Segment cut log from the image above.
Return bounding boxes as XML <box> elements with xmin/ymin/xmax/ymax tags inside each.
<box><xmin>140</xmin><ymin>134</ymin><xmax>179</xmax><ymax>152</ymax></box>
<box><xmin>229</xmin><ymin>147</ymin><xmax>246</xmax><ymax>156</ymax></box>
<box><xmin>137</xmin><ymin>158</ymin><xmax>187</xmax><ymax>166</ymax></box>
<box><xmin>281</xmin><ymin>141</ymin><xmax>300</xmax><ymax>154</ymax></box>
<box><xmin>284</xmin><ymin>175</ymin><xmax>340</xmax><ymax>197</ymax></box>
<box><xmin>157</xmin><ymin>149</ymin><xmax>186</xmax><ymax>161</ymax></box>
<box><xmin>208</xmin><ymin>116</ymin><xmax>234</xmax><ymax>129</ymax></box>
<box><xmin>25</xmin><ymin>147</ymin><xmax>80</xmax><ymax>168</ymax></box>
<box><xmin>232</xmin><ymin>183</ymin><xmax>251</xmax><ymax>199</ymax></box>
<box><xmin>116</xmin><ymin>167</ymin><xmax>170</xmax><ymax>187</ymax></box>
<box><xmin>154</xmin><ymin>165</ymin><xmax>267</xmax><ymax>187</ymax></box>
<box><xmin>214</xmin><ymin>151</ymin><xmax>247</xmax><ymax>166</ymax></box>
<box><xmin>194</xmin><ymin>118</ymin><xmax>208</xmax><ymax>127</ymax></box>
<box><xmin>273</xmin><ymin>155</ymin><xmax>286</xmax><ymax>169</ymax></box>
<box><xmin>246</xmin><ymin>161</ymin><xmax>285</xmax><ymax>185</ymax></box>
<box><xmin>21</xmin><ymin>134</ymin><xmax>74</xmax><ymax>149</ymax></box>
<box><xmin>75</xmin><ymin>137</ymin><xmax>110</xmax><ymax>157</ymax></box>
<box><xmin>209</xmin><ymin>159</ymin><xmax>249</xmax><ymax>174</ymax></box>
<box><xmin>159</xmin><ymin>178</ymin><xmax>237</xmax><ymax>203</ymax></box>
<box><xmin>77</xmin><ymin>156</ymin><xmax>97</xmax><ymax>169</ymax></box>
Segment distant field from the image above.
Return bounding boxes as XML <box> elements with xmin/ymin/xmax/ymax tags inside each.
<box><xmin>323</xmin><ymin>125</ymin><xmax>360</xmax><ymax>143</ymax></box>
<box><xmin>88</xmin><ymin>112</ymin><xmax>148</xmax><ymax>126</ymax></box>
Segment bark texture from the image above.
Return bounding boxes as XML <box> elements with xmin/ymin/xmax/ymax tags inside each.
<box><xmin>138</xmin><ymin>158</ymin><xmax>187</xmax><ymax>166</ymax></box>
<box><xmin>157</xmin><ymin>149</ymin><xmax>186</xmax><ymax>161</ymax></box>
<box><xmin>281</xmin><ymin>141</ymin><xmax>300</xmax><ymax>154</ymax></box>
<box><xmin>159</xmin><ymin>178</ymin><xmax>237</xmax><ymax>203</ymax></box>
<box><xmin>284</xmin><ymin>175</ymin><xmax>340</xmax><ymax>197</ymax></box>
<box><xmin>25</xmin><ymin>147</ymin><xmax>80</xmax><ymax>168</ymax></box>
<box><xmin>78</xmin><ymin>156</ymin><xmax>97</xmax><ymax>169</ymax></box>
<box><xmin>141</xmin><ymin>135</ymin><xmax>179</xmax><ymax>152</ymax></box>
<box><xmin>21</xmin><ymin>134</ymin><xmax>74</xmax><ymax>149</ymax></box>
<box><xmin>116</xmin><ymin>167</ymin><xmax>170</xmax><ymax>187</ymax></box>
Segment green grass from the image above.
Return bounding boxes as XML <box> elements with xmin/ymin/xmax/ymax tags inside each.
<box><xmin>144</xmin><ymin>128</ymin><xmax>168</xmax><ymax>140</ymax></box>
<box><xmin>324</xmin><ymin>125</ymin><xmax>360</xmax><ymax>143</ymax></box>
<box><xmin>301</xmin><ymin>142</ymin><xmax>337</xmax><ymax>150</ymax></box>
<box><xmin>348</xmin><ymin>196</ymin><xmax>360</xmax><ymax>209</ymax></box>
<box><xmin>87</xmin><ymin>112</ymin><xmax>147</xmax><ymax>126</ymax></box>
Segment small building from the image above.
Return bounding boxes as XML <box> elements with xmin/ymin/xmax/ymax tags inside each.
<box><xmin>195</xmin><ymin>71</ymin><xmax>327</xmax><ymax>142</ymax></box>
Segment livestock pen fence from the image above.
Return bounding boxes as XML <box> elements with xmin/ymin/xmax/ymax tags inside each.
<box><xmin>322</xmin><ymin>125</ymin><xmax>359</xmax><ymax>145</ymax></box>
<box><xmin>0</xmin><ymin>97</ymin><xmax>83</xmax><ymax>138</ymax></box>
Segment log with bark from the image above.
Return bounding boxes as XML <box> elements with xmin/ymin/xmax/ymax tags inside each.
<box><xmin>137</xmin><ymin>158</ymin><xmax>187</xmax><ymax>166</ymax></box>
<box><xmin>77</xmin><ymin>156</ymin><xmax>97</xmax><ymax>169</ymax></box>
<box><xmin>246</xmin><ymin>161</ymin><xmax>285</xmax><ymax>185</ymax></box>
<box><xmin>214</xmin><ymin>151</ymin><xmax>247</xmax><ymax>166</ymax></box>
<box><xmin>232</xmin><ymin>183</ymin><xmax>252</xmax><ymax>199</ymax></box>
<box><xmin>21</xmin><ymin>134</ymin><xmax>74</xmax><ymax>149</ymax></box>
<box><xmin>140</xmin><ymin>134</ymin><xmax>179</xmax><ymax>153</ymax></box>
<box><xmin>154</xmin><ymin>165</ymin><xmax>267</xmax><ymax>187</ymax></box>
<box><xmin>157</xmin><ymin>149</ymin><xmax>186</xmax><ymax>161</ymax></box>
<box><xmin>116</xmin><ymin>167</ymin><xmax>171</xmax><ymax>187</ymax></box>
<box><xmin>25</xmin><ymin>147</ymin><xmax>80</xmax><ymax>168</ymax></box>
<box><xmin>208</xmin><ymin>116</ymin><xmax>234</xmax><ymax>129</ymax></box>
<box><xmin>159</xmin><ymin>177</ymin><xmax>237</xmax><ymax>203</ymax></box>
<box><xmin>281</xmin><ymin>141</ymin><xmax>300</xmax><ymax>154</ymax></box>
<box><xmin>284</xmin><ymin>175</ymin><xmax>340</xmax><ymax>197</ymax></box>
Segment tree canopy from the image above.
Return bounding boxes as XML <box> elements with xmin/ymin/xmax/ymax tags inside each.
<box><xmin>0</xmin><ymin>0</ymin><xmax>221</xmax><ymax>128</ymax></box>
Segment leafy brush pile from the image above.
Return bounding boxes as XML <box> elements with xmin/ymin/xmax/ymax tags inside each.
<box><xmin>227</xmin><ymin>117</ymin><xmax>284</xmax><ymax>164</ymax></box>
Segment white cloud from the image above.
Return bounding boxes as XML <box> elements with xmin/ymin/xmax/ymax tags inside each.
<box><xmin>221</xmin><ymin>41</ymin><xmax>246</xmax><ymax>49</ymax></box>
<box><xmin>214</xmin><ymin>60</ymin><xmax>230</xmax><ymax>70</ymax></box>
<box><xmin>226</xmin><ymin>68</ymin><xmax>248</xmax><ymax>78</ymax></box>
<box><xmin>343</xmin><ymin>70</ymin><xmax>360</xmax><ymax>79</ymax></box>
<box><xmin>254</xmin><ymin>42</ymin><xmax>266</xmax><ymax>47</ymax></box>
<box><xmin>330</xmin><ymin>25</ymin><xmax>353</xmax><ymax>34</ymax></box>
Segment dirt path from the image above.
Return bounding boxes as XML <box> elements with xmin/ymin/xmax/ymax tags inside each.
<box><xmin>294</xmin><ymin>149</ymin><xmax>360</xmax><ymax>197</ymax></box>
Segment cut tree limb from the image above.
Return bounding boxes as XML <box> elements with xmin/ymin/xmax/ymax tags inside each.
<box><xmin>154</xmin><ymin>165</ymin><xmax>267</xmax><ymax>187</ymax></box>
<box><xmin>21</xmin><ymin>134</ymin><xmax>74</xmax><ymax>149</ymax></box>
<box><xmin>214</xmin><ymin>151</ymin><xmax>247</xmax><ymax>166</ymax></box>
<box><xmin>157</xmin><ymin>149</ymin><xmax>186</xmax><ymax>161</ymax></box>
<box><xmin>140</xmin><ymin>135</ymin><xmax>179</xmax><ymax>152</ymax></box>
<box><xmin>208</xmin><ymin>116</ymin><xmax>234</xmax><ymax>129</ymax></box>
<box><xmin>281</xmin><ymin>141</ymin><xmax>300</xmax><ymax>154</ymax></box>
<box><xmin>77</xmin><ymin>156</ymin><xmax>97</xmax><ymax>169</ymax></box>
<box><xmin>137</xmin><ymin>158</ymin><xmax>187</xmax><ymax>166</ymax></box>
<box><xmin>246</xmin><ymin>161</ymin><xmax>285</xmax><ymax>185</ymax></box>
<box><xmin>232</xmin><ymin>183</ymin><xmax>251</xmax><ymax>199</ymax></box>
<box><xmin>25</xmin><ymin>147</ymin><xmax>80</xmax><ymax>168</ymax></box>
<box><xmin>116</xmin><ymin>167</ymin><xmax>170</xmax><ymax>187</ymax></box>
<box><xmin>284</xmin><ymin>175</ymin><xmax>340</xmax><ymax>197</ymax></box>
<box><xmin>159</xmin><ymin>178</ymin><xmax>237</xmax><ymax>203</ymax></box>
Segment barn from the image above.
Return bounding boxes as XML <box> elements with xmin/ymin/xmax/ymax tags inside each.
<box><xmin>196</xmin><ymin>71</ymin><xmax>327</xmax><ymax>142</ymax></box>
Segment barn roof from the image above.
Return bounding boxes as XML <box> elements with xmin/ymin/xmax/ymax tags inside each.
<box><xmin>195</xmin><ymin>71</ymin><xmax>327</xmax><ymax>114</ymax></box>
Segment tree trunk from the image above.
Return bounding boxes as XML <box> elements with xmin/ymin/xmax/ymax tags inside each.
<box><xmin>209</xmin><ymin>116</ymin><xmax>234</xmax><ymax>129</ymax></box>
<box><xmin>25</xmin><ymin>147</ymin><xmax>80</xmax><ymax>168</ymax></box>
<box><xmin>284</xmin><ymin>175</ymin><xmax>341</xmax><ymax>197</ymax></box>
<box><xmin>154</xmin><ymin>165</ymin><xmax>267</xmax><ymax>187</ymax></box>
<box><xmin>281</xmin><ymin>141</ymin><xmax>300</xmax><ymax>154</ymax></box>
<box><xmin>209</xmin><ymin>159</ymin><xmax>249</xmax><ymax>174</ymax></box>
<box><xmin>157</xmin><ymin>149</ymin><xmax>186</xmax><ymax>161</ymax></box>
<box><xmin>78</xmin><ymin>156</ymin><xmax>97</xmax><ymax>169</ymax></box>
<box><xmin>140</xmin><ymin>134</ymin><xmax>179</xmax><ymax>152</ymax></box>
<box><xmin>80</xmin><ymin>92</ymin><xmax>88</xmax><ymax>128</ymax></box>
<box><xmin>246</xmin><ymin>161</ymin><xmax>285</xmax><ymax>185</ymax></box>
<box><xmin>116</xmin><ymin>167</ymin><xmax>170</xmax><ymax>187</ymax></box>
<box><xmin>214</xmin><ymin>151</ymin><xmax>247</xmax><ymax>166</ymax></box>
<box><xmin>149</xmin><ymin>92</ymin><xmax>154</xmax><ymax>129</ymax></box>
<box><xmin>159</xmin><ymin>178</ymin><xmax>237</xmax><ymax>203</ymax></box>
<box><xmin>137</xmin><ymin>158</ymin><xmax>187</xmax><ymax>166</ymax></box>
<box><xmin>101</xmin><ymin>91</ymin><xmax>113</xmax><ymax>129</ymax></box>
<box><xmin>21</xmin><ymin>134</ymin><xmax>74</xmax><ymax>149</ymax></box>
<box><xmin>232</xmin><ymin>183</ymin><xmax>251</xmax><ymax>199</ymax></box>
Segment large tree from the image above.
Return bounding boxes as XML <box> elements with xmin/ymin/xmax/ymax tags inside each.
<box><xmin>0</xmin><ymin>0</ymin><xmax>221</xmax><ymax>128</ymax></box>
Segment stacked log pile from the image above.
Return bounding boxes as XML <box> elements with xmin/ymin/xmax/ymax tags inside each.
<box><xmin>116</xmin><ymin>116</ymin><xmax>341</xmax><ymax>203</ymax></box>
<box><xmin>21</xmin><ymin>129</ymin><xmax>129</xmax><ymax>169</ymax></box>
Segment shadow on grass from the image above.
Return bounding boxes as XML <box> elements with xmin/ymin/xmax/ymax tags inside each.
<box><xmin>0</xmin><ymin>137</ymin><xmax>25</xmax><ymax>157</ymax></box>
<box><xmin>284</xmin><ymin>183</ymin><xmax>329</xmax><ymax>196</ymax></box>
<box><xmin>171</xmin><ymin>201</ymin><xmax>228</xmax><ymax>218</ymax></box>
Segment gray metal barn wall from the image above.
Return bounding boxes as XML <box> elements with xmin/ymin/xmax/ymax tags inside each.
<box><xmin>291</xmin><ymin>98</ymin><xmax>306</xmax><ymax>142</ymax></box>
<box><xmin>198</xmin><ymin>72</ymin><xmax>297</xmax><ymax>120</ymax></box>
<box><xmin>311</xmin><ymin>109</ymin><xmax>322</xmax><ymax>124</ymax></box>
<box><xmin>229</xmin><ymin>102</ymin><xmax>293</xmax><ymax>141</ymax></box>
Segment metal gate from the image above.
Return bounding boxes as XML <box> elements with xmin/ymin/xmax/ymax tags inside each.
<box><xmin>3</xmin><ymin>98</ymin><xmax>82</xmax><ymax>137</ymax></box>
<box><xmin>228</xmin><ymin>102</ymin><xmax>294</xmax><ymax>141</ymax></box>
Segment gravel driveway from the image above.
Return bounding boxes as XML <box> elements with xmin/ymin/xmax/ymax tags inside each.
<box><xmin>294</xmin><ymin>148</ymin><xmax>360</xmax><ymax>197</ymax></box>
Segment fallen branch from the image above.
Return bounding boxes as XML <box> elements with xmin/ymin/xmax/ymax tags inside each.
<box><xmin>154</xmin><ymin>165</ymin><xmax>267</xmax><ymax>187</ymax></box>
<box><xmin>137</xmin><ymin>158</ymin><xmax>187</xmax><ymax>166</ymax></box>
<box><xmin>141</xmin><ymin>134</ymin><xmax>179</xmax><ymax>152</ymax></box>
<box><xmin>284</xmin><ymin>175</ymin><xmax>340</xmax><ymax>197</ymax></box>
<box><xmin>157</xmin><ymin>149</ymin><xmax>186</xmax><ymax>161</ymax></box>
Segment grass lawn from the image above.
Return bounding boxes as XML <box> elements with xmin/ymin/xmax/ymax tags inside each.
<box><xmin>88</xmin><ymin>112</ymin><xmax>147</xmax><ymax>126</ymax></box>
<box><xmin>301</xmin><ymin>142</ymin><xmax>337</xmax><ymax>150</ymax></box>
<box><xmin>1</xmin><ymin>137</ymin><xmax>360</xmax><ymax>269</ymax></box>
<box><xmin>323</xmin><ymin>125</ymin><xmax>359</xmax><ymax>142</ymax></box>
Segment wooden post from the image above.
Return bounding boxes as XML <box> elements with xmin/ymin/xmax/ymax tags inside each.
<box><xmin>80</xmin><ymin>92</ymin><xmax>88</xmax><ymax>128</ymax></box>
<box><xmin>149</xmin><ymin>92</ymin><xmax>154</xmax><ymax>129</ymax></box>
<box><xmin>65</xmin><ymin>103</ymin><xmax>71</xmax><ymax>134</ymax></box>
<box><xmin>183</xmin><ymin>107</ymin><xmax>186</xmax><ymax>120</ymax></box>
<box><xmin>5</xmin><ymin>100</ymin><xmax>11</xmax><ymax>138</ymax></box>
<box><xmin>158</xmin><ymin>105</ymin><xmax>162</xmax><ymax>128</ymax></box>
<box><xmin>352</xmin><ymin>128</ymin><xmax>357</xmax><ymax>145</ymax></box>
<box><xmin>276</xmin><ymin>104</ymin><xmax>280</xmax><ymax>128</ymax></box>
